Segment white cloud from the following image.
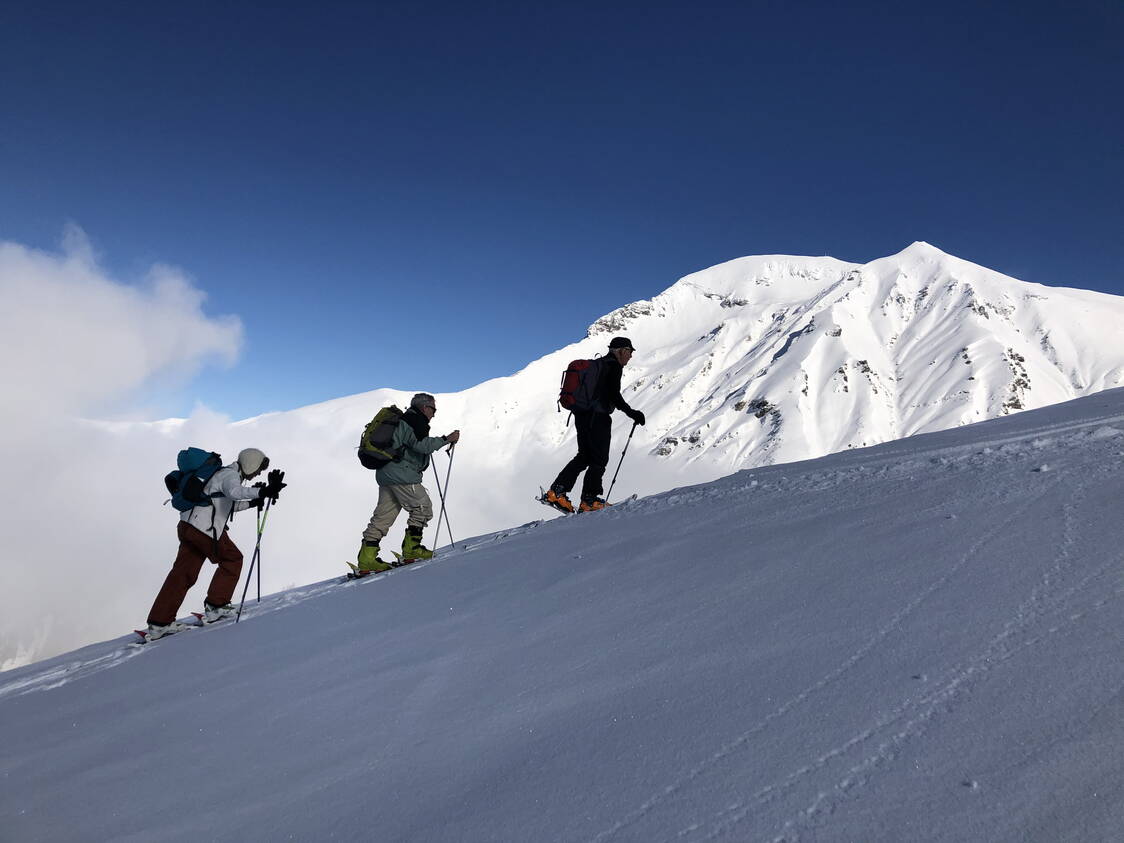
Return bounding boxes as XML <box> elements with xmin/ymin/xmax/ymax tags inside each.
<box><xmin>0</xmin><ymin>228</ymin><xmax>244</xmax><ymax>667</ymax></box>
<box><xmin>0</xmin><ymin>225</ymin><xmax>241</xmax><ymax>416</ymax></box>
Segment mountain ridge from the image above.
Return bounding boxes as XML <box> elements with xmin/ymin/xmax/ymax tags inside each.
<box><xmin>567</xmin><ymin>242</ymin><xmax>1124</xmax><ymax>470</ymax></box>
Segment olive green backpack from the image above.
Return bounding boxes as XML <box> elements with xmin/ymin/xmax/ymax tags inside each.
<box><xmin>357</xmin><ymin>406</ymin><xmax>404</xmax><ymax>469</ymax></box>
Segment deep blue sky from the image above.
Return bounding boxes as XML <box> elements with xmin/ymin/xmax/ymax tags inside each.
<box><xmin>3</xmin><ymin>0</ymin><xmax>1121</xmax><ymax>419</ymax></box>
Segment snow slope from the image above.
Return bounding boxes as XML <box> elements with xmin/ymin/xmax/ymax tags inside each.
<box><xmin>3</xmin><ymin>387</ymin><xmax>1123</xmax><ymax>841</ymax></box>
<box><xmin>7</xmin><ymin>242</ymin><xmax>1124</xmax><ymax>670</ymax></box>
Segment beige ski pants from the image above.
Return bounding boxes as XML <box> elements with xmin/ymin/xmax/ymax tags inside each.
<box><xmin>363</xmin><ymin>483</ymin><xmax>434</xmax><ymax>542</ymax></box>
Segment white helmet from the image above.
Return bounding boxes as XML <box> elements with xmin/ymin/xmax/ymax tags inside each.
<box><xmin>237</xmin><ymin>448</ymin><xmax>269</xmax><ymax>478</ymax></box>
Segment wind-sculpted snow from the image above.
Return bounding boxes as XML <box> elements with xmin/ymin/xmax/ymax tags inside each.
<box><xmin>2</xmin><ymin>388</ymin><xmax>1123</xmax><ymax>841</ymax></box>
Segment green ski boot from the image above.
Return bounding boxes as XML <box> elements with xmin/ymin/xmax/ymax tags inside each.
<box><xmin>400</xmin><ymin>526</ymin><xmax>434</xmax><ymax>561</ymax></box>
<box><xmin>357</xmin><ymin>541</ymin><xmax>393</xmax><ymax>573</ymax></box>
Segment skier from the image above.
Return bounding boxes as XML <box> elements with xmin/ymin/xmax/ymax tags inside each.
<box><xmin>356</xmin><ymin>393</ymin><xmax>460</xmax><ymax>572</ymax></box>
<box><xmin>144</xmin><ymin>448</ymin><xmax>286</xmax><ymax>639</ymax></box>
<box><xmin>543</xmin><ymin>336</ymin><xmax>645</xmax><ymax>513</ymax></box>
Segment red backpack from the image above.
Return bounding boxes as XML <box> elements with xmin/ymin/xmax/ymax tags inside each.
<box><xmin>558</xmin><ymin>358</ymin><xmax>604</xmax><ymax>412</ymax></box>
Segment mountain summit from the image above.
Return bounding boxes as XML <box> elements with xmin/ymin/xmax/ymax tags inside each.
<box><xmin>582</xmin><ymin>242</ymin><xmax>1124</xmax><ymax>470</ymax></box>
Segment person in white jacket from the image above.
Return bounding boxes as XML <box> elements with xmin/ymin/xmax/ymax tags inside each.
<box><xmin>145</xmin><ymin>448</ymin><xmax>285</xmax><ymax>639</ymax></box>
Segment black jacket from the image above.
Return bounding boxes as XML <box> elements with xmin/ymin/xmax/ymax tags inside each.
<box><xmin>592</xmin><ymin>354</ymin><xmax>636</xmax><ymax>416</ymax></box>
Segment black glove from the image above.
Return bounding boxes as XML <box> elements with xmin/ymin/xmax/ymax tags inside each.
<box><xmin>260</xmin><ymin>469</ymin><xmax>287</xmax><ymax>503</ymax></box>
<box><xmin>252</xmin><ymin>481</ymin><xmax>266</xmax><ymax>510</ymax></box>
<box><xmin>629</xmin><ymin>410</ymin><xmax>646</xmax><ymax>426</ymax></box>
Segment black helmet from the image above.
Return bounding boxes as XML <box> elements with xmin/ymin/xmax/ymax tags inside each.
<box><xmin>608</xmin><ymin>336</ymin><xmax>636</xmax><ymax>351</ymax></box>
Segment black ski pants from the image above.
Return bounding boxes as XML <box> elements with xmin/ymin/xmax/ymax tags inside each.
<box><xmin>553</xmin><ymin>411</ymin><xmax>612</xmax><ymax>501</ymax></box>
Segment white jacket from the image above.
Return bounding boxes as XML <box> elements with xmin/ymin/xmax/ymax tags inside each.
<box><xmin>180</xmin><ymin>464</ymin><xmax>262</xmax><ymax>538</ymax></box>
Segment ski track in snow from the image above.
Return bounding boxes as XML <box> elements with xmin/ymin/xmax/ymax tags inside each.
<box><xmin>0</xmin><ymin>518</ymin><xmax>554</xmax><ymax>702</ymax></box>
<box><xmin>0</xmin><ymin>567</ymin><xmax>404</xmax><ymax>701</ymax></box>
<box><xmin>762</xmin><ymin>557</ymin><xmax>1122</xmax><ymax>843</ymax></box>
<box><xmin>590</xmin><ymin>460</ymin><xmax>1060</xmax><ymax>843</ymax></box>
<box><xmin>638</xmin><ymin>413</ymin><xmax>1124</xmax><ymax>532</ymax></box>
<box><xmin>763</xmin><ymin>452</ymin><xmax>1124</xmax><ymax>842</ymax></box>
<box><xmin>693</xmin><ymin>445</ymin><xmax>1121</xmax><ymax>842</ymax></box>
<box><xmin>594</xmin><ymin>420</ymin><xmax>1124</xmax><ymax>843</ymax></box>
<box><xmin>0</xmin><ymin>644</ymin><xmax>145</xmax><ymax>702</ymax></box>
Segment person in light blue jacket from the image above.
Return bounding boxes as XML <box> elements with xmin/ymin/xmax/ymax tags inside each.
<box><xmin>357</xmin><ymin>393</ymin><xmax>460</xmax><ymax>571</ymax></box>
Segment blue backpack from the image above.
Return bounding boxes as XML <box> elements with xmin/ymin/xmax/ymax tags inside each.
<box><xmin>164</xmin><ymin>448</ymin><xmax>224</xmax><ymax>512</ymax></box>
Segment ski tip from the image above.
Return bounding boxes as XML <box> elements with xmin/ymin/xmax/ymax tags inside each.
<box><xmin>190</xmin><ymin>612</ymin><xmax>204</xmax><ymax>621</ymax></box>
<box><xmin>133</xmin><ymin>630</ymin><xmax>148</xmax><ymax>641</ymax></box>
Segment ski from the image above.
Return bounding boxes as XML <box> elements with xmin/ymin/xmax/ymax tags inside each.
<box><xmin>133</xmin><ymin>607</ymin><xmax>238</xmax><ymax>642</ymax></box>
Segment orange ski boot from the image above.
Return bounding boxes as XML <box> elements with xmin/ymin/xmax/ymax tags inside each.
<box><xmin>542</xmin><ymin>486</ymin><xmax>575</xmax><ymax>514</ymax></box>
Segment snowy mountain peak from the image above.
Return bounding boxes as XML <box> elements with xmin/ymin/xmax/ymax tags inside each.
<box><xmin>577</xmin><ymin>244</ymin><xmax>1124</xmax><ymax>475</ymax></box>
<box><xmin>896</xmin><ymin>239</ymin><xmax>945</xmax><ymax>258</ymax></box>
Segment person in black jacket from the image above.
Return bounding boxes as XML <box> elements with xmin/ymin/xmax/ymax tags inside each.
<box><xmin>543</xmin><ymin>336</ymin><xmax>646</xmax><ymax>513</ymax></box>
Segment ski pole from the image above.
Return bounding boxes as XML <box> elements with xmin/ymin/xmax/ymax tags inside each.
<box><xmin>605</xmin><ymin>422</ymin><xmax>637</xmax><ymax>503</ymax></box>
<box><xmin>236</xmin><ymin>498</ymin><xmax>271</xmax><ymax>623</ymax></box>
<box><xmin>431</xmin><ymin>445</ymin><xmax>456</xmax><ymax>549</ymax></box>
<box><xmin>431</xmin><ymin>457</ymin><xmax>445</xmax><ymax>541</ymax></box>
<box><xmin>439</xmin><ymin>444</ymin><xmax>456</xmax><ymax>548</ymax></box>
<box><xmin>254</xmin><ymin>498</ymin><xmax>270</xmax><ymax>604</ymax></box>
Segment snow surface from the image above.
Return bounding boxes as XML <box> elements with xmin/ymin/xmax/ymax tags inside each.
<box><xmin>8</xmin><ymin>242</ymin><xmax>1124</xmax><ymax>670</ymax></box>
<box><xmin>3</xmin><ymin>387</ymin><xmax>1123</xmax><ymax>841</ymax></box>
